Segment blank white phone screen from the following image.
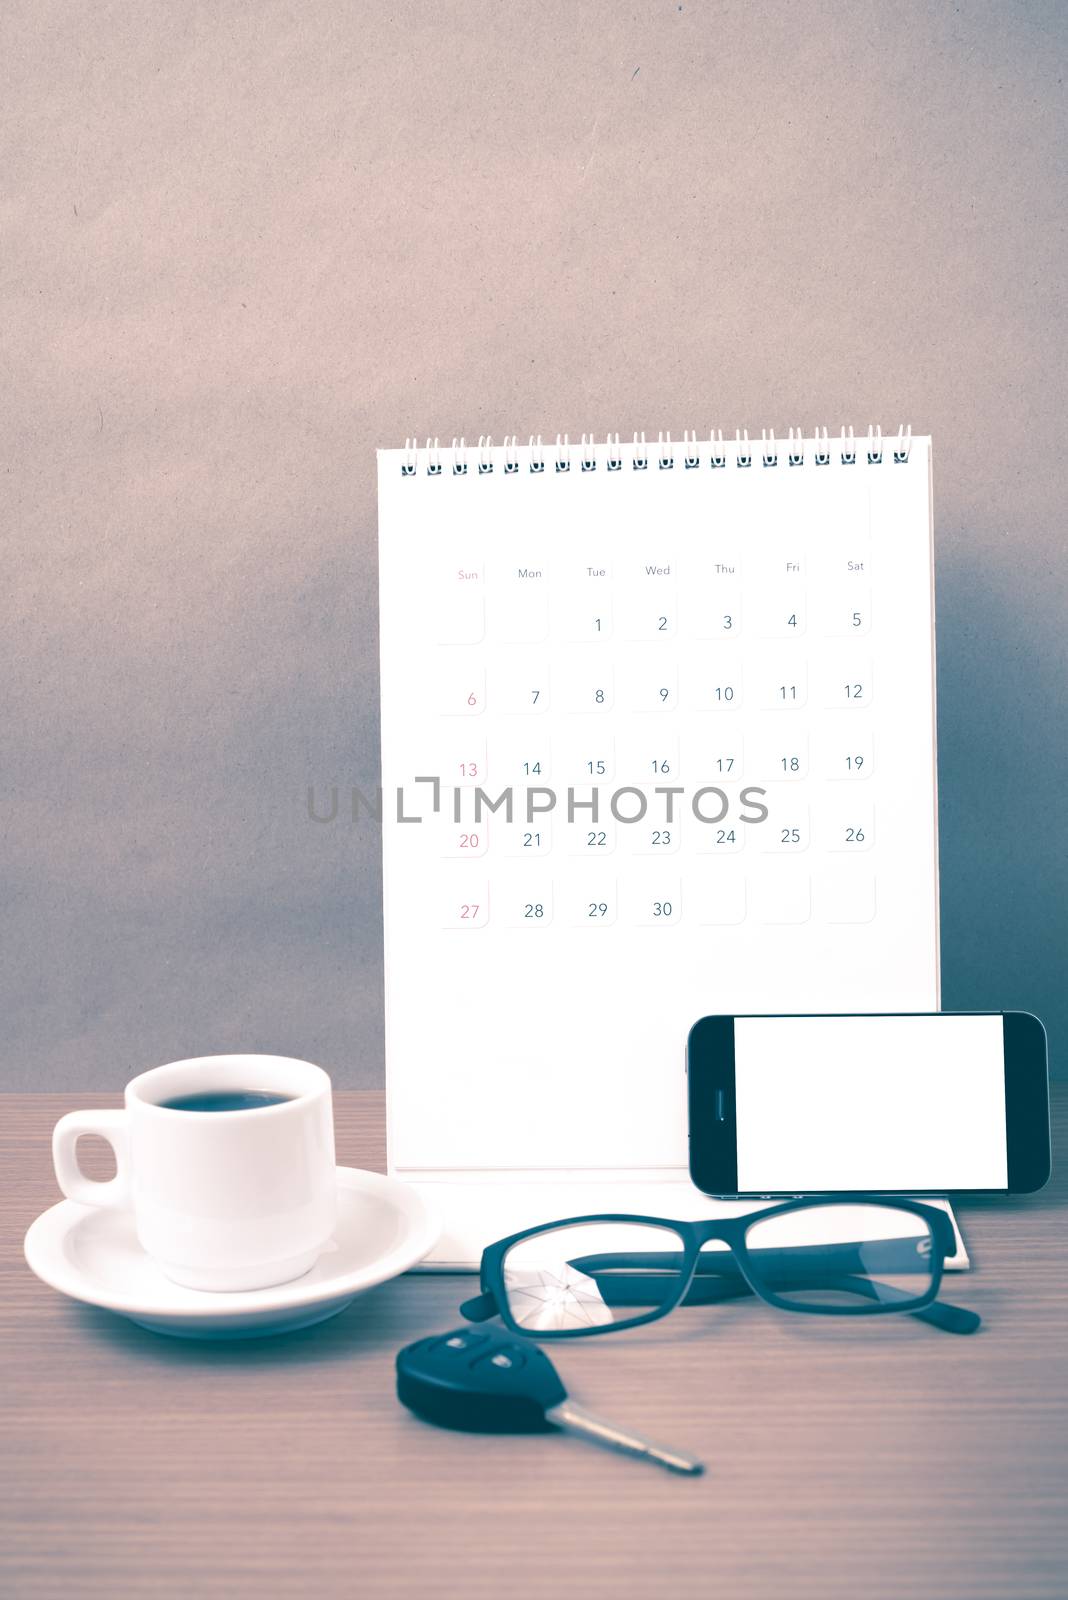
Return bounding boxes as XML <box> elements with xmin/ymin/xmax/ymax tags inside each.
<box><xmin>733</xmin><ymin>1015</ymin><xmax>1008</xmax><ymax>1191</ymax></box>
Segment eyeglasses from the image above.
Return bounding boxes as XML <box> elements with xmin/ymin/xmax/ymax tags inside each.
<box><xmin>460</xmin><ymin>1198</ymin><xmax>980</xmax><ymax>1338</ymax></box>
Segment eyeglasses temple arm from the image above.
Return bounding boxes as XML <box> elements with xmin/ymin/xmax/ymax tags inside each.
<box><xmin>908</xmin><ymin>1298</ymin><xmax>980</xmax><ymax>1334</ymax></box>
<box><xmin>460</xmin><ymin>1290</ymin><xmax>500</xmax><ymax>1322</ymax></box>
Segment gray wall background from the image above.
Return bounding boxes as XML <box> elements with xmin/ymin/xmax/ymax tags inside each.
<box><xmin>3</xmin><ymin>0</ymin><xmax>1066</xmax><ymax>1089</ymax></box>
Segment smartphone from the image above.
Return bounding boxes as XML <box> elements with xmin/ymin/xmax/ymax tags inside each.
<box><xmin>687</xmin><ymin>1011</ymin><xmax>1050</xmax><ymax>1197</ymax></box>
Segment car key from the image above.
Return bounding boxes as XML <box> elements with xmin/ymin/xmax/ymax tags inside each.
<box><xmin>396</xmin><ymin>1325</ymin><xmax>704</xmax><ymax>1475</ymax></box>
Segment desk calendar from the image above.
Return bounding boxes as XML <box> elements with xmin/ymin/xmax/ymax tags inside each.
<box><xmin>377</xmin><ymin>429</ymin><xmax>941</xmax><ymax>1249</ymax></box>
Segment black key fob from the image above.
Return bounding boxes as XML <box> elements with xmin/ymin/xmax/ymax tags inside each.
<box><xmin>396</xmin><ymin>1325</ymin><xmax>568</xmax><ymax>1434</ymax></box>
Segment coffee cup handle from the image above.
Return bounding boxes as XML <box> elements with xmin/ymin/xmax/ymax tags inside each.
<box><xmin>52</xmin><ymin>1111</ymin><xmax>132</xmax><ymax>1209</ymax></box>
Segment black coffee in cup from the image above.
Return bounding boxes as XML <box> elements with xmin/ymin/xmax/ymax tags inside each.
<box><xmin>159</xmin><ymin>1090</ymin><xmax>296</xmax><ymax>1113</ymax></box>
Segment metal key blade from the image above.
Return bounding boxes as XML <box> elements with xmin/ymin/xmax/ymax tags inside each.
<box><xmin>545</xmin><ymin>1400</ymin><xmax>704</xmax><ymax>1476</ymax></box>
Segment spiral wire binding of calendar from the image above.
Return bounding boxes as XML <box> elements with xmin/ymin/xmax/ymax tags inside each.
<box><xmin>400</xmin><ymin>426</ymin><xmax>913</xmax><ymax>476</ymax></box>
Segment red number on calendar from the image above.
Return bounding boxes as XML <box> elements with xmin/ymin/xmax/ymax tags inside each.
<box><xmin>459</xmin><ymin>904</ymin><xmax>480</xmax><ymax>920</ymax></box>
<box><xmin>459</xmin><ymin>833</ymin><xmax>479</xmax><ymax>849</ymax></box>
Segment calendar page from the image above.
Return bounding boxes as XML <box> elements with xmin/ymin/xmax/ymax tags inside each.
<box><xmin>377</xmin><ymin>431</ymin><xmax>939</xmax><ymax>1178</ymax></box>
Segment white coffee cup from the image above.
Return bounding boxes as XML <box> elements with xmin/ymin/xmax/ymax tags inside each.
<box><xmin>52</xmin><ymin>1055</ymin><xmax>338</xmax><ymax>1292</ymax></box>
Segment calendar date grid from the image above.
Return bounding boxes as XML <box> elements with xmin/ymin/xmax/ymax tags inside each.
<box><xmin>395</xmin><ymin>523</ymin><xmax>908</xmax><ymax>934</ymax></box>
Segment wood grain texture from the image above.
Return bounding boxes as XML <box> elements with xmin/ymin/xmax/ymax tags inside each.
<box><xmin>2</xmin><ymin>1089</ymin><xmax>1066</xmax><ymax>1600</ymax></box>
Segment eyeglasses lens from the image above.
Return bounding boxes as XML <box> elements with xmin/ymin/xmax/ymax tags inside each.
<box><xmin>742</xmin><ymin>1204</ymin><xmax>937</xmax><ymax>1311</ymax></box>
<box><xmin>501</xmin><ymin>1221</ymin><xmax>687</xmax><ymax>1334</ymax></box>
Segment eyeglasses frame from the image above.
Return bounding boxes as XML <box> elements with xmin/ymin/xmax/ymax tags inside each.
<box><xmin>462</xmin><ymin>1195</ymin><xmax>966</xmax><ymax>1339</ymax></box>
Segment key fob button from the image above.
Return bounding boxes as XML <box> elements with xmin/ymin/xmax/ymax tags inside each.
<box><xmin>472</xmin><ymin>1347</ymin><xmax>527</xmax><ymax>1372</ymax></box>
<box><xmin>430</xmin><ymin>1331</ymin><xmax>489</xmax><ymax>1355</ymax></box>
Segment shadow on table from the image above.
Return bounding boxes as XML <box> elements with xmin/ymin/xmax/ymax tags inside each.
<box><xmin>60</xmin><ymin>1270</ymin><xmax>469</xmax><ymax>1369</ymax></box>
<box><xmin>60</xmin><ymin>1272</ymin><xmax>762</xmax><ymax>1367</ymax></box>
<box><xmin>60</xmin><ymin>1217</ymin><xmax>1005</xmax><ymax>1370</ymax></box>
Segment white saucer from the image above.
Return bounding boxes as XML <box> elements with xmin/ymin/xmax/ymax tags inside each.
<box><xmin>23</xmin><ymin>1166</ymin><xmax>440</xmax><ymax>1339</ymax></box>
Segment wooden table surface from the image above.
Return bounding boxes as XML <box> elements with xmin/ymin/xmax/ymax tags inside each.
<box><xmin>2</xmin><ymin>1088</ymin><xmax>1066</xmax><ymax>1600</ymax></box>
